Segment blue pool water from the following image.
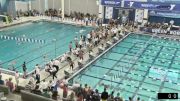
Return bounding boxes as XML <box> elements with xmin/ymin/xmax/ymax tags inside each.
<box><xmin>69</xmin><ymin>34</ymin><xmax>180</xmax><ymax>101</ymax></box>
<box><xmin>0</xmin><ymin>21</ymin><xmax>93</xmax><ymax>73</ymax></box>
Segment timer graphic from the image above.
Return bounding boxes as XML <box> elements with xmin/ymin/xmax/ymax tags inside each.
<box><xmin>158</xmin><ymin>93</ymin><xmax>178</xmax><ymax>99</ymax></box>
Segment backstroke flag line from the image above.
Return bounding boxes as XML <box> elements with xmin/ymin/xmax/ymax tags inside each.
<box><xmin>0</xmin><ymin>35</ymin><xmax>45</xmax><ymax>44</ymax></box>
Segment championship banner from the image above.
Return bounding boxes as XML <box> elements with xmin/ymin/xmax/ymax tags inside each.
<box><xmin>101</xmin><ymin>0</ymin><xmax>121</xmax><ymax>7</ymax></box>
<box><xmin>140</xmin><ymin>27</ymin><xmax>180</xmax><ymax>36</ymax></box>
<box><xmin>124</xmin><ymin>1</ymin><xmax>180</xmax><ymax>11</ymax></box>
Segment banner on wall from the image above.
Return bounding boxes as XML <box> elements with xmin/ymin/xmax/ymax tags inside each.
<box><xmin>105</xmin><ymin>6</ymin><xmax>113</xmax><ymax>19</ymax></box>
<box><xmin>124</xmin><ymin>1</ymin><xmax>180</xmax><ymax>11</ymax></box>
<box><xmin>140</xmin><ymin>27</ymin><xmax>180</xmax><ymax>36</ymax></box>
<box><xmin>101</xmin><ymin>0</ymin><xmax>121</xmax><ymax>7</ymax></box>
<box><xmin>149</xmin><ymin>0</ymin><xmax>180</xmax><ymax>4</ymax></box>
<box><xmin>135</xmin><ymin>9</ymin><xmax>144</xmax><ymax>23</ymax></box>
<box><xmin>149</xmin><ymin>10</ymin><xmax>180</xmax><ymax>18</ymax></box>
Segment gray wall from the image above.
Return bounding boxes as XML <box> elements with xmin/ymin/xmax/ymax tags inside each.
<box><xmin>31</xmin><ymin>0</ymin><xmax>45</xmax><ymax>13</ymax></box>
<box><xmin>65</xmin><ymin>0</ymin><xmax>99</xmax><ymax>15</ymax></box>
<box><xmin>31</xmin><ymin>0</ymin><xmax>99</xmax><ymax>16</ymax></box>
<box><xmin>15</xmin><ymin>1</ymin><xmax>28</xmax><ymax>11</ymax></box>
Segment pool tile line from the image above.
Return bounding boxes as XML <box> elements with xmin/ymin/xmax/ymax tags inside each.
<box><xmin>123</xmin><ymin>41</ymin><xmax>180</xmax><ymax>54</ymax></box>
<box><xmin>111</xmin><ymin>49</ymin><xmax>178</xmax><ymax>63</ymax></box>
<box><xmin>132</xmin><ymin>45</ymin><xmax>164</xmax><ymax>99</ymax></box>
<box><xmin>92</xmin><ymin>64</ymin><xmax>180</xmax><ymax>91</ymax></box>
<box><xmin>101</xmin><ymin>57</ymin><xmax>180</xmax><ymax>77</ymax></box>
<box><xmin>113</xmin><ymin>42</ymin><xmax>151</xmax><ymax>98</ymax></box>
<box><xmin>124</xmin><ymin>37</ymin><xmax>180</xmax><ymax>48</ymax></box>
<box><xmin>81</xmin><ymin>73</ymin><xmax>158</xmax><ymax>96</ymax></box>
<box><xmin>93</xmin><ymin>42</ymin><xmax>139</xmax><ymax>89</ymax></box>
<box><xmin>158</xmin><ymin>48</ymin><xmax>179</xmax><ymax>93</ymax></box>
<box><xmin>129</xmin><ymin>34</ymin><xmax>180</xmax><ymax>43</ymax></box>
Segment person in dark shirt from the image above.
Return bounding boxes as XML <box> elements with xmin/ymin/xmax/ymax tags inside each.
<box><xmin>129</xmin><ymin>97</ymin><xmax>133</xmax><ymax>101</ymax></box>
<box><xmin>101</xmin><ymin>88</ymin><xmax>108</xmax><ymax>101</ymax></box>
<box><xmin>92</xmin><ymin>89</ymin><xmax>100</xmax><ymax>101</ymax></box>
<box><xmin>108</xmin><ymin>91</ymin><xmax>114</xmax><ymax>101</ymax></box>
<box><xmin>31</xmin><ymin>85</ymin><xmax>42</xmax><ymax>95</ymax></box>
<box><xmin>22</xmin><ymin>61</ymin><xmax>27</xmax><ymax>78</ymax></box>
<box><xmin>137</xmin><ymin>97</ymin><xmax>140</xmax><ymax>101</ymax></box>
<box><xmin>0</xmin><ymin>75</ymin><xmax>4</xmax><ymax>85</ymax></box>
<box><xmin>114</xmin><ymin>93</ymin><xmax>123</xmax><ymax>101</ymax></box>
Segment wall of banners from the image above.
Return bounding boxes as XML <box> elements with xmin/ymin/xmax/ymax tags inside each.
<box><xmin>124</xmin><ymin>1</ymin><xmax>180</xmax><ymax>11</ymax></box>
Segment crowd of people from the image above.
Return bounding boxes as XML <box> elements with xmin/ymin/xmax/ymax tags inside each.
<box><xmin>144</xmin><ymin>22</ymin><xmax>170</xmax><ymax>30</ymax></box>
<box><xmin>17</xmin><ymin>22</ymin><xmax>124</xmax><ymax>101</ymax></box>
<box><xmin>72</xmin><ymin>84</ymin><xmax>143</xmax><ymax>101</ymax></box>
<box><xmin>0</xmin><ymin>11</ymin><xmax>145</xmax><ymax>101</ymax></box>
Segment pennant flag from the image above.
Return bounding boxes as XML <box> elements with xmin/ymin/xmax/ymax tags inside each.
<box><xmin>11</xmin><ymin>37</ymin><xmax>13</xmax><ymax>40</ymax></box>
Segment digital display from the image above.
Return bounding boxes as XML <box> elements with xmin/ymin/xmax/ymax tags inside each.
<box><xmin>158</xmin><ymin>93</ymin><xmax>178</xmax><ymax>99</ymax></box>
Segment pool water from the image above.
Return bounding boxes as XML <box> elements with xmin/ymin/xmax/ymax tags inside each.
<box><xmin>69</xmin><ymin>34</ymin><xmax>180</xmax><ymax>101</ymax></box>
<box><xmin>0</xmin><ymin>21</ymin><xmax>93</xmax><ymax>73</ymax></box>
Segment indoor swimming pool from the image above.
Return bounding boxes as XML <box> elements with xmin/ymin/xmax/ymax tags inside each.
<box><xmin>0</xmin><ymin>20</ymin><xmax>93</xmax><ymax>73</ymax></box>
<box><xmin>69</xmin><ymin>34</ymin><xmax>180</xmax><ymax>100</ymax></box>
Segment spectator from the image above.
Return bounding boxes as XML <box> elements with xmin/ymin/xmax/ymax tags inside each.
<box><xmin>0</xmin><ymin>75</ymin><xmax>4</xmax><ymax>85</ymax></box>
<box><xmin>101</xmin><ymin>88</ymin><xmax>108</xmax><ymax>101</ymax></box>
<box><xmin>75</xmin><ymin>84</ymin><xmax>83</xmax><ymax>96</ymax></box>
<box><xmin>129</xmin><ymin>97</ymin><xmax>133</xmax><ymax>101</ymax></box>
<box><xmin>92</xmin><ymin>89</ymin><xmax>100</xmax><ymax>101</ymax></box>
<box><xmin>22</xmin><ymin>61</ymin><xmax>27</xmax><ymax>78</ymax></box>
<box><xmin>45</xmin><ymin>64</ymin><xmax>51</xmax><ymax>74</ymax></box>
<box><xmin>6</xmin><ymin>77</ymin><xmax>14</xmax><ymax>92</ymax></box>
<box><xmin>67</xmin><ymin>92</ymin><xmax>75</xmax><ymax>101</ymax></box>
<box><xmin>108</xmin><ymin>91</ymin><xmax>114</xmax><ymax>101</ymax></box>
<box><xmin>53</xmin><ymin>59</ymin><xmax>60</xmax><ymax>72</ymax></box>
<box><xmin>50</xmin><ymin>66</ymin><xmax>57</xmax><ymax>80</ymax></box>
<box><xmin>42</xmin><ymin>89</ymin><xmax>51</xmax><ymax>98</ymax></box>
<box><xmin>69</xmin><ymin>41</ymin><xmax>73</xmax><ymax>53</ymax></box>
<box><xmin>83</xmin><ymin>84</ymin><xmax>89</xmax><ymax>99</ymax></box>
<box><xmin>137</xmin><ymin>97</ymin><xmax>140</xmax><ymax>101</ymax></box>
<box><xmin>15</xmin><ymin>71</ymin><xmax>19</xmax><ymax>86</ymax></box>
<box><xmin>77</xmin><ymin>93</ymin><xmax>83</xmax><ymax>101</ymax></box>
<box><xmin>25</xmin><ymin>80</ymin><xmax>35</xmax><ymax>91</ymax></box>
<box><xmin>114</xmin><ymin>93</ymin><xmax>123</xmax><ymax>101</ymax></box>
<box><xmin>52</xmin><ymin>91</ymin><xmax>58</xmax><ymax>100</ymax></box>
<box><xmin>39</xmin><ymin>79</ymin><xmax>47</xmax><ymax>91</ymax></box>
<box><xmin>31</xmin><ymin>85</ymin><xmax>42</xmax><ymax>95</ymax></box>
<box><xmin>62</xmin><ymin>84</ymin><xmax>68</xmax><ymax>98</ymax></box>
<box><xmin>48</xmin><ymin>80</ymin><xmax>54</xmax><ymax>90</ymax></box>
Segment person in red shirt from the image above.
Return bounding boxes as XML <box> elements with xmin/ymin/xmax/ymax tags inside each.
<box><xmin>77</xmin><ymin>93</ymin><xmax>83</xmax><ymax>101</ymax></box>
<box><xmin>63</xmin><ymin>84</ymin><xmax>68</xmax><ymax>98</ymax></box>
<box><xmin>6</xmin><ymin>78</ymin><xmax>14</xmax><ymax>92</ymax></box>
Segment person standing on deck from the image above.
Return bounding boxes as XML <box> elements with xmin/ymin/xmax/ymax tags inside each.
<box><xmin>69</xmin><ymin>41</ymin><xmax>73</xmax><ymax>53</ymax></box>
<box><xmin>35</xmin><ymin>64</ymin><xmax>40</xmax><ymax>84</ymax></box>
<box><xmin>15</xmin><ymin>71</ymin><xmax>19</xmax><ymax>86</ymax></box>
<box><xmin>22</xmin><ymin>61</ymin><xmax>27</xmax><ymax>78</ymax></box>
<box><xmin>69</xmin><ymin>60</ymin><xmax>75</xmax><ymax>70</ymax></box>
<box><xmin>74</xmin><ymin>36</ymin><xmax>79</xmax><ymax>48</ymax></box>
<box><xmin>101</xmin><ymin>88</ymin><xmax>108</xmax><ymax>101</ymax></box>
